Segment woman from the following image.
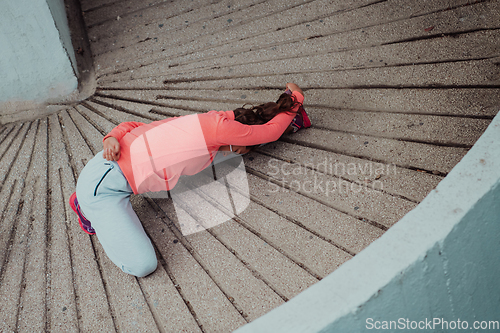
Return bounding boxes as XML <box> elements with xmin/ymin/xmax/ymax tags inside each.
<box><xmin>69</xmin><ymin>83</ymin><xmax>305</xmax><ymax>277</ymax></box>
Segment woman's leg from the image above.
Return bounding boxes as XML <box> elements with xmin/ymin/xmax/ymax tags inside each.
<box><xmin>76</xmin><ymin>152</ymin><xmax>157</xmax><ymax>277</ymax></box>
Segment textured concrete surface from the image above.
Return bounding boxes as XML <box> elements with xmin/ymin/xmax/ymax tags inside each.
<box><xmin>235</xmin><ymin>112</ymin><xmax>500</xmax><ymax>333</ymax></box>
<box><xmin>0</xmin><ymin>0</ymin><xmax>498</xmax><ymax>332</ymax></box>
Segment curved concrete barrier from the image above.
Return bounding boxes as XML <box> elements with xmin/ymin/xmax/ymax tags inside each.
<box><xmin>0</xmin><ymin>0</ymin><xmax>78</xmax><ymax>122</ymax></box>
<box><xmin>236</xmin><ymin>112</ymin><xmax>500</xmax><ymax>332</ymax></box>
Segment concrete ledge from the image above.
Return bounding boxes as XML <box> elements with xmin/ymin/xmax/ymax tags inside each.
<box><xmin>236</xmin><ymin>112</ymin><xmax>500</xmax><ymax>332</ymax></box>
<box><xmin>0</xmin><ymin>0</ymin><xmax>95</xmax><ymax>124</ymax></box>
<box><xmin>0</xmin><ymin>0</ymin><xmax>77</xmax><ymax>103</ymax></box>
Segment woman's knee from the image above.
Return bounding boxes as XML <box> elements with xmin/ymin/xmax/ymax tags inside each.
<box><xmin>125</xmin><ymin>253</ymin><xmax>158</xmax><ymax>278</ymax></box>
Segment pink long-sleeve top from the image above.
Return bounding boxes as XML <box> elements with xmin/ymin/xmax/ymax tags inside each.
<box><xmin>104</xmin><ymin>91</ymin><xmax>304</xmax><ymax>194</ymax></box>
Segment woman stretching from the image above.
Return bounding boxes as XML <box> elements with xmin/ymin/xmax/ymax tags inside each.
<box><xmin>69</xmin><ymin>83</ymin><xmax>305</xmax><ymax>277</ymax></box>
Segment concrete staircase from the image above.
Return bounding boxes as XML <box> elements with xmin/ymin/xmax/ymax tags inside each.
<box><xmin>0</xmin><ymin>0</ymin><xmax>498</xmax><ymax>331</ymax></box>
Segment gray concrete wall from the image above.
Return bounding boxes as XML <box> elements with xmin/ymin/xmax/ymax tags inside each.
<box><xmin>236</xmin><ymin>112</ymin><xmax>500</xmax><ymax>333</ymax></box>
<box><xmin>0</xmin><ymin>0</ymin><xmax>78</xmax><ymax>106</ymax></box>
<box><xmin>46</xmin><ymin>0</ymin><xmax>78</xmax><ymax>73</ymax></box>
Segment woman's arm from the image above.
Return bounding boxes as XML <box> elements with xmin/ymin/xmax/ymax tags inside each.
<box><xmin>216</xmin><ymin>111</ymin><xmax>295</xmax><ymax>147</ymax></box>
<box><xmin>216</xmin><ymin>87</ymin><xmax>304</xmax><ymax>146</ymax></box>
<box><xmin>102</xmin><ymin>121</ymin><xmax>145</xmax><ymax>161</ymax></box>
<box><xmin>103</xmin><ymin>121</ymin><xmax>145</xmax><ymax>142</ymax></box>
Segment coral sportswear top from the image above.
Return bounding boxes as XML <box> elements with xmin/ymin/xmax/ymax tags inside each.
<box><xmin>104</xmin><ymin>91</ymin><xmax>304</xmax><ymax>194</ymax></box>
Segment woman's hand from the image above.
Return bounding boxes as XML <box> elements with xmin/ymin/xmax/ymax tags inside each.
<box><xmin>219</xmin><ymin>145</ymin><xmax>251</xmax><ymax>156</ymax></box>
<box><xmin>286</xmin><ymin>82</ymin><xmax>304</xmax><ymax>96</ymax></box>
<box><xmin>103</xmin><ymin>137</ymin><xmax>121</xmax><ymax>161</ymax></box>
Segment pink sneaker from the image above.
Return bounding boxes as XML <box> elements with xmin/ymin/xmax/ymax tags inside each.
<box><xmin>290</xmin><ymin>105</ymin><xmax>311</xmax><ymax>132</ymax></box>
<box><xmin>69</xmin><ymin>192</ymin><xmax>96</xmax><ymax>235</ymax></box>
<box><xmin>284</xmin><ymin>89</ymin><xmax>311</xmax><ymax>132</ymax></box>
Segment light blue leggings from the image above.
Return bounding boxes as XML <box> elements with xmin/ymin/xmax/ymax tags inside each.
<box><xmin>76</xmin><ymin>151</ymin><xmax>157</xmax><ymax>277</ymax></box>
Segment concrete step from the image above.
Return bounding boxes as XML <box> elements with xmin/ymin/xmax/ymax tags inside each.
<box><xmin>118</xmin><ymin>56</ymin><xmax>500</xmax><ymax>89</ymax></box>
<box><xmin>93</xmin><ymin>0</ymin><xmax>498</xmax><ymax>77</ymax></box>
<box><xmin>0</xmin><ymin>120</ymin><xmax>40</xmax><ymax>332</ymax></box>
<box><xmin>47</xmin><ymin>112</ymin><xmax>115</xmax><ymax>331</ymax></box>
<box><xmin>93</xmin><ymin>87</ymin><xmax>500</xmax><ymax>118</ymax></box>
<box><xmin>87</xmin><ymin>0</ymin><xmax>272</xmax><ymax>51</ymax></box>
<box><xmin>82</xmin><ymin>0</ymin><xmax>196</xmax><ymax>26</ymax></box>
<box><xmin>164</xmin><ymin>1</ymin><xmax>498</xmax><ymax>72</ymax></box>
<box><xmin>16</xmin><ymin>120</ymin><xmax>49</xmax><ymax>332</ymax></box>
<box><xmin>80</xmin><ymin>0</ymin><xmax>121</xmax><ymax>13</ymax></box>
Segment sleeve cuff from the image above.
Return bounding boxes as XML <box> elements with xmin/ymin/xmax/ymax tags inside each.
<box><xmin>292</xmin><ymin>90</ymin><xmax>304</xmax><ymax>104</ymax></box>
<box><xmin>226</xmin><ymin>110</ymin><xmax>235</xmax><ymax>120</ymax></box>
